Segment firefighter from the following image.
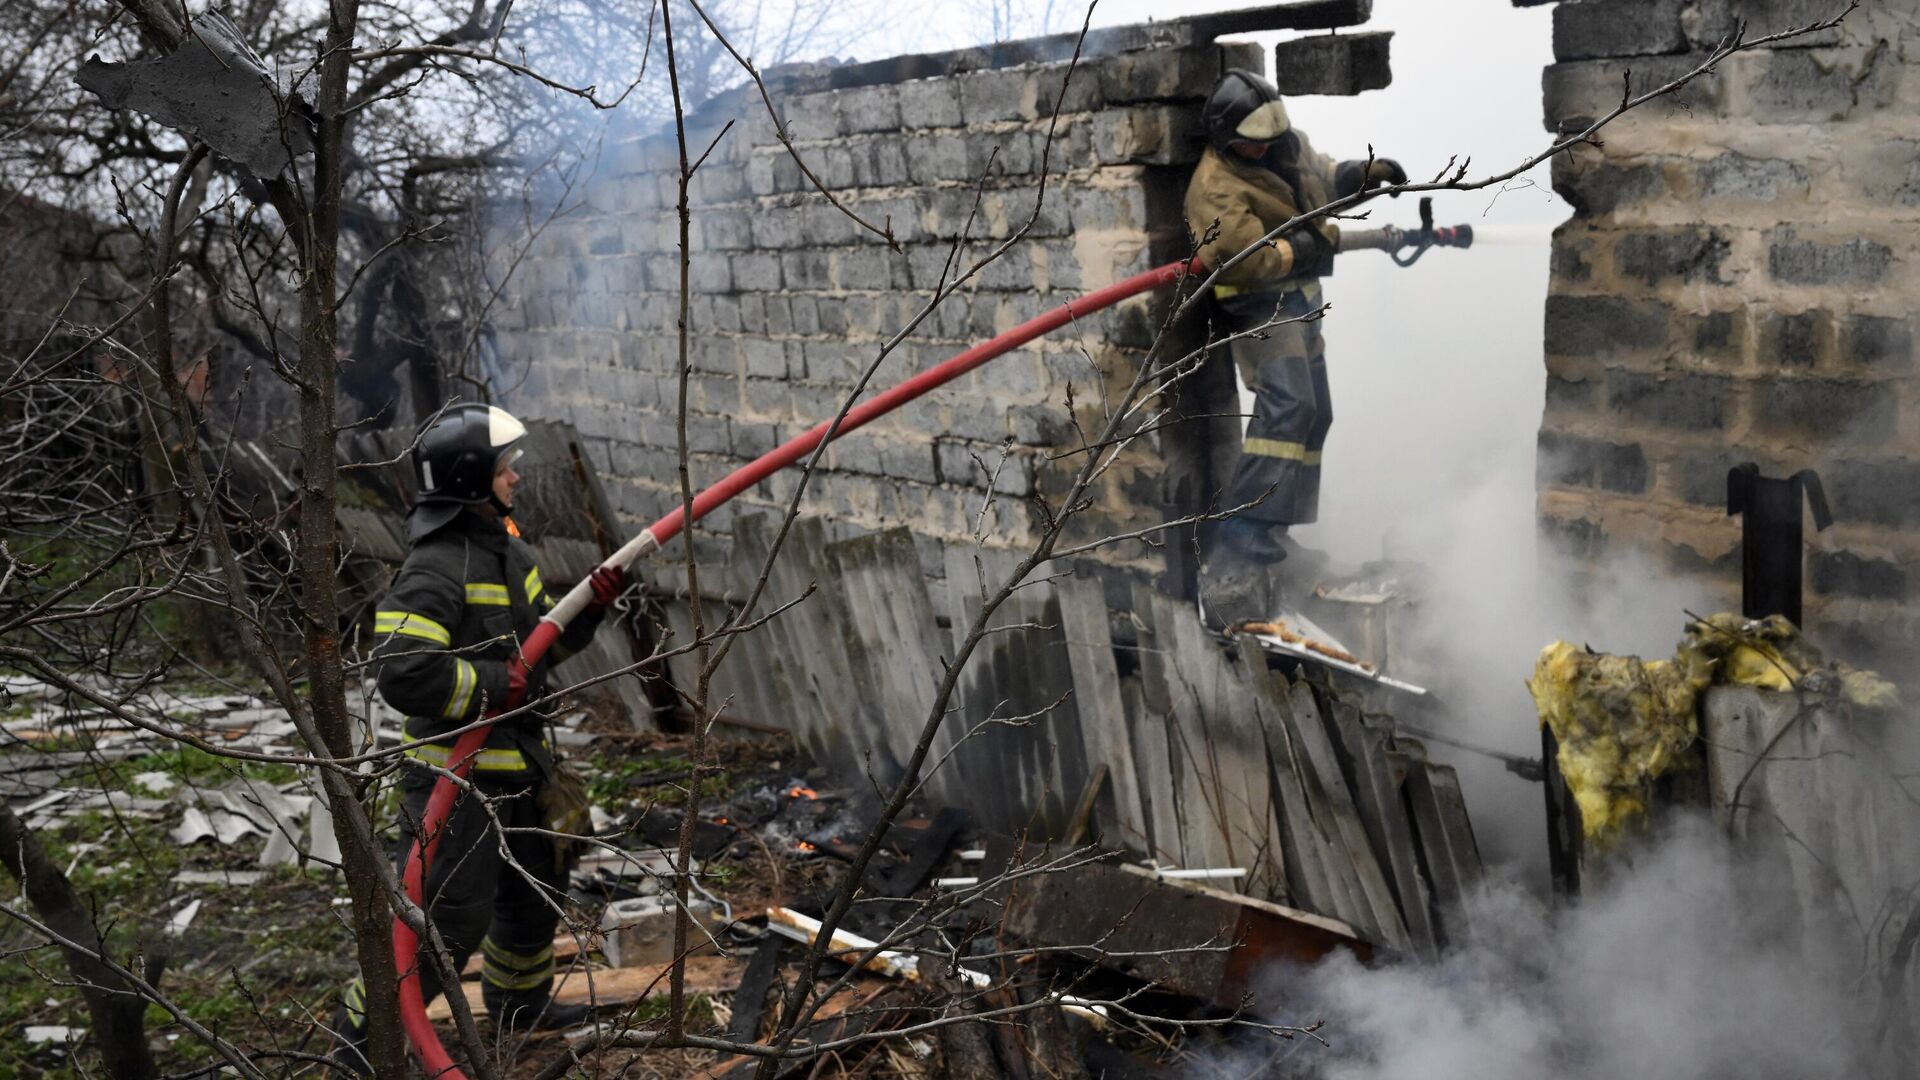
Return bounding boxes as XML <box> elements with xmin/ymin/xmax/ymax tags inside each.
<box><xmin>332</xmin><ymin>403</ymin><xmax>626</xmax><ymax>1071</ymax></box>
<box><xmin>1183</xmin><ymin>69</ymin><xmax>1404</xmax><ymax>627</ymax></box>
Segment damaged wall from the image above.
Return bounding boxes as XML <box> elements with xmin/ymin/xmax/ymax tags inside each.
<box><xmin>487</xmin><ymin>4</ymin><xmax>1388</xmax><ymax>590</ymax></box>
<box><xmin>1530</xmin><ymin>0</ymin><xmax>1920</xmax><ymax>672</ymax></box>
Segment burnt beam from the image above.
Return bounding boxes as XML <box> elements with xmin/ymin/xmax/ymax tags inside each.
<box><xmin>998</xmin><ymin>854</ymin><xmax>1368</xmax><ymax>1010</ymax></box>
<box><xmin>1273</xmin><ymin>31</ymin><xmax>1394</xmax><ymax>96</ymax></box>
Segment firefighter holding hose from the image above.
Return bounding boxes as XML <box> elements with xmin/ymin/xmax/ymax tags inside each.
<box><xmin>332</xmin><ymin>404</ymin><xmax>626</xmax><ymax>1071</ymax></box>
<box><xmin>1185</xmin><ymin>69</ymin><xmax>1404</xmax><ymax>628</ymax></box>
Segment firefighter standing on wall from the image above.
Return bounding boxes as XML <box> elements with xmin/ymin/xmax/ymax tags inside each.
<box><xmin>331</xmin><ymin>404</ymin><xmax>626</xmax><ymax>1071</ymax></box>
<box><xmin>1184</xmin><ymin>69</ymin><xmax>1404</xmax><ymax>627</ymax></box>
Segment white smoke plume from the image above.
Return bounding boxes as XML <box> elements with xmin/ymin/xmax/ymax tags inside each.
<box><xmin>1261</xmin><ymin>816</ymin><xmax>1912</xmax><ymax>1080</ymax></box>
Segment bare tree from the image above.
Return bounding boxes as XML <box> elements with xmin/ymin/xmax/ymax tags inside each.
<box><xmin>0</xmin><ymin>3</ymin><xmax>1857</xmax><ymax>1079</ymax></box>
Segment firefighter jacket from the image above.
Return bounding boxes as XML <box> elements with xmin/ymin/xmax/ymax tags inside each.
<box><xmin>371</xmin><ymin>510</ymin><xmax>604</xmax><ymax>783</ymax></box>
<box><xmin>1183</xmin><ymin>138</ymin><xmax>1340</xmax><ymax>297</ymax></box>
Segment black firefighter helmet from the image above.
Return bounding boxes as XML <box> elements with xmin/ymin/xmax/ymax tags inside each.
<box><xmin>1202</xmin><ymin>68</ymin><xmax>1294</xmax><ymax>154</ymax></box>
<box><xmin>405</xmin><ymin>403</ymin><xmax>527</xmax><ymax>541</ymax></box>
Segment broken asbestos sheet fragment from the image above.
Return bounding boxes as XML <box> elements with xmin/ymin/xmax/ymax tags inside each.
<box><xmin>76</xmin><ymin>12</ymin><xmax>314</xmax><ymax>179</ymax></box>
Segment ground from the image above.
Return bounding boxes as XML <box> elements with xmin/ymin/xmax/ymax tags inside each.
<box><xmin>0</xmin><ymin>715</ymin><xmax>886</xmax><ymax>1079</ymax></box>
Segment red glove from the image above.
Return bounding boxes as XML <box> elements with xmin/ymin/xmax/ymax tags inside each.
<box><xmin>505</xmin><ymin>652</ymin><xmax>536</xmax><ymax>710</ymax></box>
<box><xmin>587</xmin><ymin>564</ymin><xmax>627</xmax><ymax>612</ymax></box>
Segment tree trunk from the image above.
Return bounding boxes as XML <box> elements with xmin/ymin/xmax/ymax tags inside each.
<box><xmin>0</xmin><ymin>804</ymin><xmax>159</xmax><ymax>1080</ymax></box>
<box><xmin>293</xmin><ymin>2</ymin><xmax>406</xmax><ymax>1076</ymax></box>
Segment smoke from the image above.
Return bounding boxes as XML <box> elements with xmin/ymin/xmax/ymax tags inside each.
<box><xmin>1262</xmin><ymin>816</ymin><xmax>1908</xmax><ymax>1080</ymax></box>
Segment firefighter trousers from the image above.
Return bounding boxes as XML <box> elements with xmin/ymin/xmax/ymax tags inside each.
<box><xmin>1218</xmin><ymin>288</ymin><xmax>1330</xmax><ymax>527</ymax></box>
<box><xmin>342</xmin><ymin>774</ymin><xmax>563</xmax><ymax>1029</ymax></box>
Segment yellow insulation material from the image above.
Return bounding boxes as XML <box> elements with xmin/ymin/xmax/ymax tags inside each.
<box><xmin>1528</xmin><ymin>613</ymin><xmax>1900</xmax><ymax>847</ymax></box>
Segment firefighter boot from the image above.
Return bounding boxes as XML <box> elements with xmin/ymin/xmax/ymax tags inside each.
<box><xmin>488</xmin><ymin>989</ymin><xmax>594</xmax><ymax>1032</ymax></box>
<box><xmin>1199</xmin><ymin>518</ymin><xmax>1287</xmax><ymax>631</ymax></box>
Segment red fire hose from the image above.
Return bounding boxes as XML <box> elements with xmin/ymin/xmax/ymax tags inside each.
<box><xmin>391</xmin><ymin>257</ymin><xmax>1200</xmax><ymax>1074</ymax></box>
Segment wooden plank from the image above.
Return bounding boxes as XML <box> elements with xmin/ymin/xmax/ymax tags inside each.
<box><xmin>827</xmin><ymin>528</ymin><xmax>948</xmax><ymax>786</ymax></box>
<box><xmin>731</xmin><ymin>516</ymin><xmax>867</xmax><ymax>778</ymax></box>
<box><xmin>1329</xmin><ymin>706</ymin><xmax>1437</xmax><ymax>958</ymax></box>
<box><xmin>1280</xmin><ymin>684</ymin><xmax>1411</xmax><ymax>952</ymax></box>
<box><xmin>1054</xmin><ymin>575</ymin><xmax>1150</xmax><ymax>849</ymax></box>
<box><xmin>1121</xmin><ymin>590</ymin><xmax>1185</xmax><ymax>866</ymax></box>
<box><xmin>1398</xmin><ymin>743</ymin><xmax>1480</xmax><ymax>946</ymax></box>
<box><xmin>427</xmin><ymin>954</ymin><xmax>741</xmax><ymax>1020</ymax></box>
<box><xmin>936</xmin><ymin>546</ymin><xmax>1032</xmax><ymax>828</ymax></box>
<box><xmin>1149</xmin><ymin>598</ymin><xmax>1280</xmax><ymax>888</ymax></box>
<box><xmin>1234</xmin><ymin>644</ymin><xmax>1352</xmax><ymax>929</ymax></box>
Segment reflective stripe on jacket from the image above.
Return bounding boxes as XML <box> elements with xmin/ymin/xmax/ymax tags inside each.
<box><xmin>371</xmin><ymin>510</ymin><xmax>601</xmax><ymax>780</ymax></box>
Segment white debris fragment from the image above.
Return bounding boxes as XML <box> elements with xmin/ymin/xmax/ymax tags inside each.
<box><xmin>172</xmin><ymin>869</ymin><xmax>267</xmax><ymax>886</ymax></box>
<box><xmin>171</xmin><ymin>807</ymin><xmax>217</xmax><ymax>845</ymax></box>
<box><xmin>166</xmin><ymin>898</ymin><xmax>202</xmax><ymax>936</ymax></box>
<box><xmin>211</xmin><ymin>811</ymin><xmax>260</xmax><ymax>846</ymax></box>
<box><xmin>130</xmin><ymin>771</ymin><xmax>178</xmax><ymax>796</ymax></box>
<box><xmin>24</xmin><ymin>1025</ymin><xmax>82</xmax><ymax>1044</ymax></box>
<box><xmin>308</xmin><ymin>791</ymin><xmax>341</xmax><ymax>864</ymax></box>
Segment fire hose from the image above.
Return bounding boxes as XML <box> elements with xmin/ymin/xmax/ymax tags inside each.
<box><xmin>392</xmin><ymin>257</ymin><xmax>1202</xmax><ymax>1075</ymax></box>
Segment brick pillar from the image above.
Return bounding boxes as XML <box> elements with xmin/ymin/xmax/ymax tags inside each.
<box><xmin>1535</xmin><ymin>0</ymin><xmax>1920</xmax><ymax>671</ymax></box>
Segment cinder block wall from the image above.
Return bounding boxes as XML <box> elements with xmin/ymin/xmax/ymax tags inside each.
<box><xmin>491</xmin><ymin>29</ymin><xmax>1272</xmax><ymax>588</ymax></box>
<box><xmin>1536</xmin><ymin>0</ymin><xmax>1920</xmax><ymax>668</ymax></box>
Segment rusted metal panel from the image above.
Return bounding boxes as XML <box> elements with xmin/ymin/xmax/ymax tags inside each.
<box><xmin>999</xmin><ymin>855</ymin><xmax>1368</xmax><ymax>1010</ymax></box>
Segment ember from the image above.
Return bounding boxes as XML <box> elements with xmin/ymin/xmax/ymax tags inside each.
<box><xmin>787</xmin><ymin>786</ymin><xmax>820</xmax><ymax>800</ymax></box>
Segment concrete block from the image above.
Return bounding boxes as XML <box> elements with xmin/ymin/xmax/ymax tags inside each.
<box><xmin>1551</xmin><ymin>238</ymin><xmax>1594</xmax><ymax>283</ymax></box>
<box><xmin>779</xmin><ymin>251</ymin><xmax>832</xmax><ymax>290</ymax></box>
<box><xmin>896</xmin><ymin>77</ymin><xmax>963</xmax><ymax>129</ymax></box>
<box><xmin>1754</xmin><ymin>378</ymin><xmax>1897</xmax><ymax>445</ymax></box>
<box><xmin>764</xmin><ymin>296</ymin><xmax>794</xmax><ymax>336</ymax></box>
<box><xmin>1767</xmin><ymin>228</ymin><xmax>1891</xmax><ymax>285</ymax></box>
<box><xmin>1272</xmin><ymin>31</ymin><xmax>1393</xmax><ymax>95</ymax></box>
<box><xmin>689</xmin><ymin>253</ymin><xmax>732</xmax><ymax>293</ymax></box>
<box><xmin>1613</xmin><ymin>227</ymin><xmax>1729</xmax><ymax>285</ymax></box>
<box><xmin>957</xmin><ymin>67</ymin><xmax>1035</xmax><ymax>124</ymax></box>
<box><xmin>904</xmin><ymin>133</ymin><xmax>974</xmax><ymax>183</ymax></box>
<box><xmin>1092</xmin><ymin>105</ymin><xmax>1203</xmax><ymax>166</ymax></box>
<box><xmin>1605</xmin><ymin>370</ymin><xmax>1730</xmax><ymax>429</ymax></box>
<box><xmin>1697</xmin><ymin>152</ymin><xmax>1808</xmax><ymax>201</ymax></box>
<box><xmin>780</xmin><ymin>92</ymin><xmax>841</xmax><ymax>140</ymax></box>
<box><xmin>831</xmin><ymin>249</ymin><xmax>896</xmax><ymax>291</ymax></box>
<box><xmin>730</xmin><ymin>252</ymin><xmax>783</xmax><ymax>293</ymax></box>
<box><xmin>1667</xmin><ymin>445</ymin><xmax>1766</xmax><ymax>507</ymax></box>
<box><xmin>1689</xmin><ymin>309</ymin><xmax>1747</xmax><ymax>364</ymax></box>
<box><xmin>1543</xmin><ymin>54</ymin><xmax>1722</xmax><ymax>132</ymax></box>
<box><xmin>839</xmin><ymin>84</ymin><xmax>902</xmax><ymax>134</ymax></box>
<box><xmin>1748</xmin><ymin>47</ymin><xmax>1893</xmax><ymax>124</ymax></box>
<box><xmin>741</xmin><ymin>338</ymin><xmax>789</xmax><ymax>379</ymax></box>
<box><xmin>1535</xmin><ymin>432</ymin><xmax>1646</xmax><ymax>493</ymax></box>
<box><xmin>1550</xmin><ymin>156</ymin><xmax>1665</xmax><ymax>216</ymax></box>
<box><xmin>1544</xmin><ymin>374</ymin><xmax>1599</xmax><ymax>415</ymax></box>
<box><xmin>731</xmin><ymin>420</ymin><xmax>784</xmax><ymax>459</ymax></box>
<box><xmin>1824</xmin><ymin>458</ymin><xmax>1920</xmax><ymax>527</ymax></box>
<box><xmin>1545</xmin><ymin>294</ymin><xmax>1671</xmax><ymax>355</ymax></box>
<box><xmin>601</xmin><ymin>895</ymin><xmax>719</xmax><ymax>968</ymax></box>
<box><xmin>1687</xmin><ymin>0</ymin><xmax>1845</xmax><ymax>50</ymax></box>
<box><xmin>736</xmin><ymin>293</ymin><xmax>767</xmax><ymax>334</ymax></box>
<box><xmin>1098</xmin><ymin>47</ymin><xmax>1221</xmax><ymax>104</ymax></box>
<box><xmin>1845</xmin><ymin>315</ymin><xmax>1913</xmax><ymax>373</ymax></box>
<box><xmin>1760</xmin><ymin>309</ymin><xmax>1830</xmax><ymax>369</ymax></box>
<box><xmin>1551</xmin><ymin>0</ymin><xmax>1685</xmax><ymax>62</ymax></box>
<box><xmin>1809</xmin><ymin>550</ymin><xmax>1908</xmax><ymax>600</ymax></box>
